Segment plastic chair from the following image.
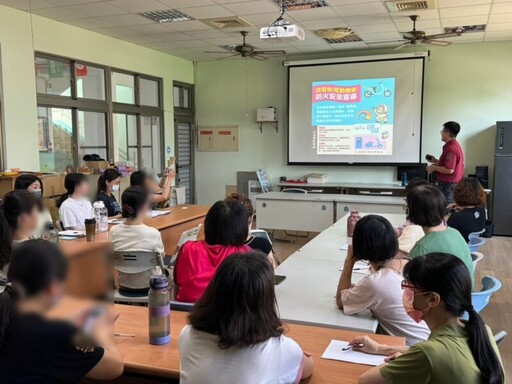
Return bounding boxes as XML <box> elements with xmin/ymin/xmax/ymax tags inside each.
<box><xmin>494</xmin><ymin>331</ymin><xmax>508</xmax><ymax>347</ymax></box>
<box><xmin>471</xmin><ymin>252</ymin><xmax>484</xmax><ymax>274</ymax></box>
<box><xmin>112</xmin><ymin>251</ymin><xmax>165</xmax><ymax>304</ymax></box>
<box><xmin>462</xmin><ymin>276</ymin><xmax>502</xmax><ymax>320</ymax></box>
<box><xmin>468</xmin><ymin>236</ymin><xmax>486</xmax><ymax>253</ymax></box>
<box><xmin>468</xmin><ymin>229</ymin><xmax>485</xmax><ymax>241</ymax></box>
<box><xmin>170</xmin><ymin>301</ymin><xmax>194</xmax><ymax>312</ymax></box>
<box><xmin>282</xmin><ymin>188</ymin><xmax>308</xmax><ymax>194</ymax></box>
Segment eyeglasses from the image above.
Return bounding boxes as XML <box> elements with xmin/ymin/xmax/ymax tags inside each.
<box><xmin>401</xmin><ymin>280</ymin><xmax>418</xmax><ymax>290</ymax></box>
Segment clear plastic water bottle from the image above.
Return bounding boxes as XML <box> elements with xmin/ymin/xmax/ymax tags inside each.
<box><xmin>401</xmin><ymin>171</ymin><xmax>408</xmax><ymax>187</ymax></box>
<box><xmin>93</xmin><ymin>201</ymin><xmax>108</xmax><ymax>232</ymax></box>
<box><xmin>148</xmin><ymin>275</ymin><xmax>171</xmax><ymax>345</ymax></box>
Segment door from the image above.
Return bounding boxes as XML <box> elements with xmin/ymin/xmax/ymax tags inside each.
<box><xmin>175</xmin><ymin>118</ymin><xmax>194</xmax><ymax>203</ymax></box>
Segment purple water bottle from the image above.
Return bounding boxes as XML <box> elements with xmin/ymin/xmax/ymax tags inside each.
<box><xmin>148</xmin><ymin>275</ymin><xmax>170</xmax><ymax>345</ymax></box>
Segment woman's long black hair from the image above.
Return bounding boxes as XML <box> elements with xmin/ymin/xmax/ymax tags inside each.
<box><xmin>0</xmin><ymin>190</ymin><xmax>38</xmax><ymax>271</ymax></box>
<box><xmin>56</xmin><ymin>173</ymin><xmax>87</xmax><ymax>208</ymax></box>
<box><xmin>189</xmin><ymin>252</ymin><xmax>282</xmax><ymax>349</ymax></box>
<box><xmin>97</xmin><ymin>168</ymin><xmax>121</xmax><ymax>196</ymax></box>
<box><xmin>0</xmin><ymin>240</ymin><xmax>68</xmax><ymax>347</ymax></box>
<box><xmin>404</xmin><ymin>253</ymin><xmax>504</xmax><ymax>384</ymax></box>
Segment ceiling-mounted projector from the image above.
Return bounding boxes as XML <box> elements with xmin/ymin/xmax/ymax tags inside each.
<box><xmin>260</xmin><ymin>24</ymin><xmax>305</xmax><ymax>42</ymax></box>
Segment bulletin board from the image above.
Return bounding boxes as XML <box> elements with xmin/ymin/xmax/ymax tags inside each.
<box><xmin>198</xmin><ymin>125</ymin><xmax>239</xmax><ymax>152</ymax></box>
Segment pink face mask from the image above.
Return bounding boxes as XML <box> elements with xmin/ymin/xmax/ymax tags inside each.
<box><xmin>402</xmin><ymin>288</ymin><xmax>430</xmax><ymax>323</ymax></box>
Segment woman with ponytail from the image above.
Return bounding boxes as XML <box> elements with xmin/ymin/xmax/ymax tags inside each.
<box><xmin>355</xmin><ymin>253</ymin><xmax>504</xmax><ymax>384</ymax></box>
<box><xmin>109</xmin><ymin>186</ymin><xmax>165</xmax><ymax>293</ymax></box>
<box><xmin>58</xmin><ymin>173</ymin><xmax>92</xmax><ymax>230</ymax></box>
<box><xmin>96</xmin><ymin>169</ymin><xmax>122</xmax><ymax>217</ymax></box>
<box><xmin>0</xmin><ymin>240</ymin><xmax>123</xmax><ymax>382</ymax></box>
<box><xmin>0</xmin><ymin>190</ymin><xmax>39</xmax><ymax>279</ymax></box>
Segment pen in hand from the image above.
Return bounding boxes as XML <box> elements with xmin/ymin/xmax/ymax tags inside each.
<box><xmin>342</xmin><ymin>343</ymin><xmax>364</xmax><ymax>351</ymax></box>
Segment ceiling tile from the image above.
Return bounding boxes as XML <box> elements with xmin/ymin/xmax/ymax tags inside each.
<box><xmin>351</xmin><ymin>22</ymin><xmax>398</xmax><ymax>34</ymax></box>
<box><xmin>158</xmin><ymin>0</ymin><xmax>215</xmax><ymax>7</ymax></box>
<box><xmin>299</xmin><ymin>17</ymin><xmax>347</xmax><ymax>29</ymax></box>
<box><xmin>438</xmin><ymin>0</ymin><xmax>491</xmax><ymax>7</ymax></box>
<box><xmin>156</xmin><ymin>32</ymin><xmax>199</xmax><ymax>41</ymax></box>
<box><xmin>45</xmin><ymin>0</ymin><xmax>99</xmax><ymax>4</ymax></box>
<box><xmin>394</xmin><ymin>18</ymin><xmax>441</xmax><ymax>30</ymax></box>
<box><xmin>0</xmin><ymin>0</ymin><xmax>55</xmax><ymax>10</ymax></box>
<box><xmin>123</xmin><ymin>34</ymin><xmax>164</xmax><ymax>43</ymax></box>
<box><xmin>241</xmin><ymin>12</ymin><xmax>279</xmax><ymax>25</ymax></box>
<box><xmin>178</xmin><ymin>5</ymin><xmax>234</xmax><ymax>18</ymax></box>
<box><xmin>488</xmin><ymin>12</ymin><xmax>512</xmax><ymax>23</ymax></box>
<box><xmin>330</xmin><ymin>41</ymin><xmax>368</xmax><ymax>50</ymax></box>
<box><xmin>92</xmin><ymin>26</ymin><xmax>140</xmax><ymax>37</ymax></box>
<box><xmin>343</xmin><ymin>14</ymin><xmax>393</xmax><ymax>26</ymax></box>
<box><xmin>485</xmin><ymin>22</ymin><xmax>512</xmax><ymax>32</ymax></box>
<box><xmin>108</xmin><ymin>0</ymin><xmax>170</xmax><ymax>12</ymax></box>
<box><xmin>66</xmin><ymin>3</ymin><xmax>126</xmax><ymax>17</ymax></box>
<box><xmin>325</xmin><ymin>0</ymin><xmax>377</xmax><ymax>4</ymax></box>
<box><xmin>297</xmin><ymin>45</ymin><xmax>334</xmax><ymax>53</ymax></box>
<box><xmin>485</xmin><ymin>30</ymin><xmax>512</xmax><ymax>40</ymax></box>
<box><xmin>333</xmin><ymin>2</ymin><xmax>387</xmax><ymax>17</ymax></box>
<box><xmin>167</xmin><ymin>20</ymin><xmax>213</xmax><ymax>31</ymax></box>
<box><xmin>202</xmin><ymin>36</ymin><xmax>242</xmax><ymax>44</ymax></box>
<box><xmin>358</xmin><ymin>31</ymin><xmax>402</xmax><ymax>42</ymax></box>
<box><xmin>97</xmin><ymin>13</ymin><xmax>153</xmax><ymax>26</ymax></box>
<box><xmin>213</xmin><ymin>0</ymin><xmax>255</xmax><ymax>3</ymax></box>
<box><xmin>441</xmin><ymin>15</ymin><xmax>489</xmax><ymax>27</ymax></box>
<box><xmin>125</xmin><ymin>23</ymin><xmax>175</xmax><ymax>34</ymax></box>
<box><xmin>222</xmin><ymin>1</ymin><xmax>278</xmax><ymax>15</ymax></box>
<box><xmin>31</xmin><ymin>6</ymin><xmax>87</xmax><ymax>20</ymax></box>
<box><xmin>70</xmin><ymin>17</ymin><xmax>115</xmax><ymax>29</ymax></box>
<box><xmin>187</xmin><ymin>29</ymin><xmax>230</xmax><ymax>38</ymax></box>
<box><xmin>389</xmin><ymin>10</ymin><xmax>441</xmax><ymax>21</ymax></box>
<box><xmin>286</xmin><ymin>7</ymin><xmax>339</xmax><ymax>21</ymax></box>
<box><xmin>440</xmin><ymin>4</ymin><xmax>491</xmax><ymax>18</ymax></box>
<box><xmin>491</xmin><ymin>2</ymin><xmax>512</xmax><ymax>13</ymax></box>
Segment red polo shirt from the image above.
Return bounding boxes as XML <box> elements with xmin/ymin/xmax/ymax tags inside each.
<box><xmin>437</xmin><ymin>139</ymin><xmax>464</xmax><ymax>183</ymax></box>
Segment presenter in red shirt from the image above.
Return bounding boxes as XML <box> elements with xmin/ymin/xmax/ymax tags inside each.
<box><xmin>426</xmin><ymin>121</ymin><xmax>464</xmax><ymax>204</ymax></box>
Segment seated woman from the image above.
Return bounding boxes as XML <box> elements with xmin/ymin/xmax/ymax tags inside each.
<box><xmin>57</xmin><ymin>173</ymin><xmax>93</xmax><ymax>230</ymax></box>
<box><xmin>14</xmin><ymin>174</ymin><xmax>53</xmax><ymax>237</ymax></box>
<box><xmin>130</xmin><ymin>169</ymin><xmax>175</xmax><ymax>206</ymax></box>
<box><xmin>0</xmin><ymin>190</ymin><xmax>39</xmax><ymax>280</ymax></box>
<box><xmin>396</xmin><ymin>178</ymin><xmax>427</xmax><ymax>258</ymax></box>
<box><xmin>336</xmin><ymin>215</ymin><xmax>430</xmax><ymax>346</ymax></box>
<box><xmin>447</xmin><ymin>177</ymin><xmax>486</xmax><ymax>242</ymax></box>
<box><xmin>407</xmin><ymin>184</ymin><xmax>474</xmax><ymax>284</ymax></box>
<box><xmin>226</xmin><ymin>192</ymin><xmax>276</xmax><ymax>268</ymax></box>
<box><xmin>173</xmin><ymin>200</ymin><xmax>252</xmax><ymax>303</ymax></box>
<box><xmin>356</xmin><ymin>253</ymin><xmax>504</xmax><ymax>384</ymax></box>
<box><xmin>96</xmin><ymin>169</ymin><xmax>122</xmax><ymax>218</ymax></box>
<box><xmin>0</xmin><ymin>240</ymin><xmax>123</xmax><ymax>383</ymax></box>
<box><xmin>179</xmin><ymin>252</ymin><xmax>313</xmax><ymax>384</ymax></box>
<box><xmin>109</xmin><ymin>186</ymin><xmax>165</xmax><ymax>293</ymax></box>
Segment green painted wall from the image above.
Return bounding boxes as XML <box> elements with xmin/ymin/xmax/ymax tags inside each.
<box><xmin>195</xmin><ymin>42</ymin><xmax>512</xmax><ymax>204</ymax></box>
<box><xmin>0</xmin><ymin>4</ymin><xmax>193</xmax><ymax>170</ymax></box>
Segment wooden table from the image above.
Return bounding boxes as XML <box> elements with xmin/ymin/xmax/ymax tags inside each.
<box><xmin>60</xmin><ymin>205</ymin><xmax>209</xmax><ymax>298</ymax></box>
<box><xmin>79</xmin><ymin>303</ymin><xmax>404</xmax><ymax>384</ymax></box>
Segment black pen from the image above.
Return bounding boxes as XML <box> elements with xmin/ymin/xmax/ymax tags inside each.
<box><xmin>342</xmin><ymin>343</ymin><xmax>364</xmax><ymax>351</ymax></box>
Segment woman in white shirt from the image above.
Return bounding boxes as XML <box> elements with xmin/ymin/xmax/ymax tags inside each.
<box><xmin>0</xmin><ymin>190</ymin><xmax>39</xmax><ymax>280</ymax></box>
<box><xmin>109</xmin><ymin>186</ymin><xmax>165</xmax><ymax>293</ymax></box>
<box><xmin>57</xmin><ymin>173</ymin><xmax>93</xmax><ymax>230</ymax></box>
<box><xmin>179</xmin><ymin>251</ymin><xmax>313</xmax><ymax>384</ymax></box>
<box><xmin>336</xmin><ymin>215</ymin><xmax>430</xmax><ymax>346</ymax></box>
<box><xmin>14</xmin><ymin>174</ymin><xmax>53</xmax><ymax>237</ymax></box>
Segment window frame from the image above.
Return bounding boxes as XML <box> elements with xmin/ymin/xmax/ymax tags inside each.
<box><xmin>35</xmin><ymin>52</ymin><xmax>164</xmax><ymax>172</ymax></box>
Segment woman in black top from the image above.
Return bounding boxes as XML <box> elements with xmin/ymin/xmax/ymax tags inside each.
<box><xmin>0</xmin><ymin>240</ymin><xmax>123</xmax><ymax>383</ymax></box>
<box><xmin>96</xmin><ymin>169</ymin><xmax>122</xmax><ymax>217</ymax></box>
<box><xmin>447</xmin><ymin>177</ymin><xmax>486</xmax><ymax>241</ymax></box>
<box><xmin>226</xmin><ymin>193</ymin><xmax>277</xmax><ymax>267</ymax></box>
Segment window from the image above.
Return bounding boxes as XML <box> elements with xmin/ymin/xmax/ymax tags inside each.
<box><xmin>35</xmin><ymin>54</ymin><xmax>164</xmax><ymax>173</ymax></box>
<box><xmin>173</xmin><ymin>83</ymin><xmax>193</xmax><ymax>111</ymax></box>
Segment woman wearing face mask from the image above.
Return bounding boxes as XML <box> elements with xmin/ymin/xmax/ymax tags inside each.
<box><xmin>96</xmin><ymin>169</ymin><xmax>122</xmax><ymax>218</ymax></box>
<box><xmin>14</xmin><ymin>174</ymin><xmax>53</xmax><ymax>238</ymax></box>
<box><xmin>0</xmin><ymin>240</ymin><xmax>124</xmax><ymax>383</ymax></box>
<box><xmin>352</xmin><ymin>253</ymin><xmax>504</xmax><ymax>384</ymax></box>
<box><xmin>0</xmin><ymin>190</ymin><xmax>39</xmax><ymax>280</ymax></box>
<box><xmin>57</xmin><ymin>173</ymin><xmax>92</xmax><ymax>230</ymax></box>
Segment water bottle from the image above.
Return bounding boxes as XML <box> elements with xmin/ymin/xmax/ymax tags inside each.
<box><xmin>93</xmin><ymin>201</ymin><xmax>108</xmax><ymax>232</ymax></box>
<box><xmin>347</xmin><ymin>210</ymin><xmax>361</xmax><ymax>237</ymax></box>
<box><xmin>44</xmin><ymin>222</ymin><xmax>59</xmax><ymax>243</ymax></box>
<box><xmin>148</xmin><ymin>275</ymin><xmax>171</xmax><ymax>345</ymax></box>
<box><xmin>401</xmin><ymin>171</ymin><xmax>408</xmax><ymax>187</ymax></box>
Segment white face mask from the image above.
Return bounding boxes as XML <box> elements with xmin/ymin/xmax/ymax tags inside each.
<box><xmin>111</xmin><ymin>184</ymin><xmax>120</xmax><ymax>192</ymax></box>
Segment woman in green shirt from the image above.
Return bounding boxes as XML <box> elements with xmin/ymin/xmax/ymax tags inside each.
<box><xmin>406</xmin><ymin>184</ymin><xmax>474</xmax><ymax>284</ymax></box>
<box><xmin>355</xmin><ymin>253</ymin><xmax>504</xmax><ymax>384</ymax></box>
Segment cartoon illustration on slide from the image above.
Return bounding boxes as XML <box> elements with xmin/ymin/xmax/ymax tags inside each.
<box><xmin>358</xmin><ymin>110</ymin><xmax>372</xmax><ymax>121</ymax></box>
<box><xmin>355</xmin><ymin>137</ymin><xmax>363</xmax><ymax>149</ymax></box>
<box><xmin>366</xmin><ymin>138</ymin><xmax>384</xmax><ymax>149</ymax></box>
<box><xmin>364</xmin><ymin>82</ymin><xmax>392</xmax><ymax>99</ymax></box>
<box><xmin>382</xmin><ymin>131</ymin><xmax>389</xmax><ymax>140</ymax></box>
<box><xmin>355</xmin><ymin>135</ymin><xmax>387</xmax><ymax>150</ymax></box>
<box><xmin>374</xmin><ymin>104</ymin><xmax>390</xmax><ymax>124</ymax></box>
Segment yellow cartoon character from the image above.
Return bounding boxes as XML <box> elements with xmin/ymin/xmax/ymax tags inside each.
<box><xmin>374</xmin><ymin>104</ymin><xmax>389</xmax><ymax>124</ymax></box>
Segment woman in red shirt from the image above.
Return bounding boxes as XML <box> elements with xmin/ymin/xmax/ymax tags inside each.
<box><xmin>173</xmin><ymin>200</ymin><xmax>252</xmax><ymax>303</ymax></box>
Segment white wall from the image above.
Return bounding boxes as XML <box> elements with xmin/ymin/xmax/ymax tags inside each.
<box><xmin>195</xmin><ymin>42</ymin><xmax>512</xmax><ymax>204</ymax></box>
<box><xmin>0</xmin><ymin>4</ymin><xmax>193</xmax><ymax>170</ymax></box>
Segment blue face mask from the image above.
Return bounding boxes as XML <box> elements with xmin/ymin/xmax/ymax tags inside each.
<box><xmin>31</xmin><ymin>190</ymin><xmax>43</xmax><ymax>198</ymax></box>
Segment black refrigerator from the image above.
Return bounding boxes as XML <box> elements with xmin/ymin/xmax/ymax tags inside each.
<box><xmin>493</xmin><ymin>121</ymin><xmax>512</xmax><ymax>236</ymax></box>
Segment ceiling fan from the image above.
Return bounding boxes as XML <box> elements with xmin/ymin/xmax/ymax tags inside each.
<box><xmin>395</xmin><ymin>15</ymin><xmax>461</xmax><ymax>50</ymax></box>
<box><xmin>204</xmin><ymin>31</ymin><xmax>286</xmax><ymax>60</ymax></box>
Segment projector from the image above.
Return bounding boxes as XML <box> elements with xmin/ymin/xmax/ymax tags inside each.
<box><xmin>260</xmin><ymin>24</ymin><xmax>305</xmax><ymax>42</ymax></box>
